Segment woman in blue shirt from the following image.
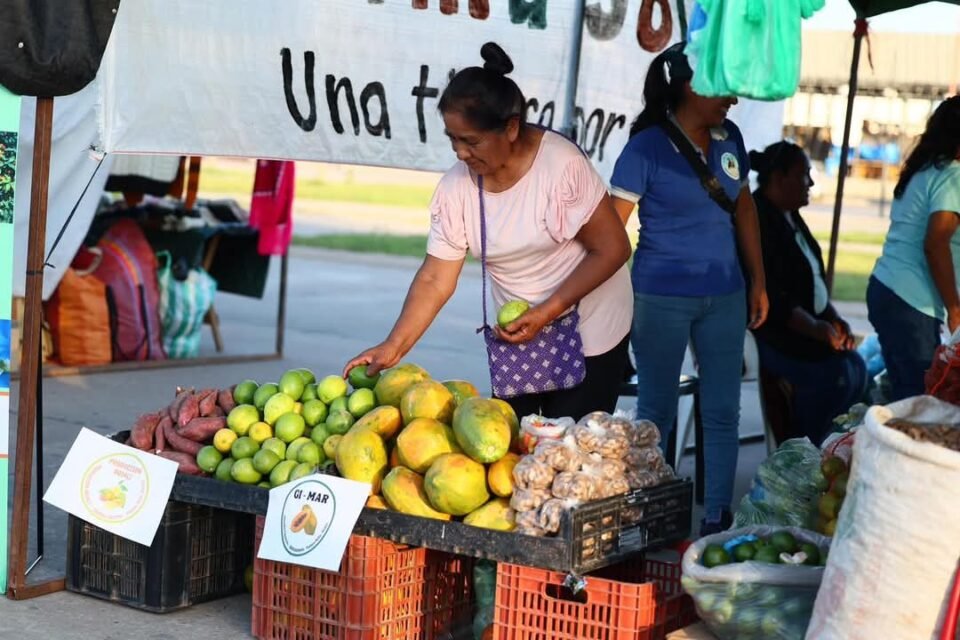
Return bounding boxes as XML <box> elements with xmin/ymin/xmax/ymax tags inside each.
<box><xmin>867</xmin><ymin>97</ymin><xmax>960</xmax><ymax>401</ymax></box>
<box><xmin>610</xmin><ymin>43</ymin><xmax>768</xmax><ymax>535</ymax></box>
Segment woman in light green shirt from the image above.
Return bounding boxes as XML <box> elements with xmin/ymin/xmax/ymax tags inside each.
<box><xmin>867</xmin><ymin>96</ymin><xmax>960</xmax><ymax>400</ymax></box>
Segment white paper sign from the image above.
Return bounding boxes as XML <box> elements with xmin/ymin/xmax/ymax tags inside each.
<box><xmin>43</xmin><ymin>428</ymin><xmax>178</xmax><ymax>547</ymax></box>
<box><xmin>257</xmin><ymin>474</ymin><xmax>371</xmax><ymax>571</ymax></box>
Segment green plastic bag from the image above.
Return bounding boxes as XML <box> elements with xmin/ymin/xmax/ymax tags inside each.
<box><xmin>687</xmin><ymin>0</ymin><xmax>825</xmax><ymax>101</ymax></box>
<box><xmin>473</xmin><ymin>560</ymin><xmax>497</xmax><ymax>640</ymax></box>
<box><xmin>157</xmin><ymin>251</ymin><xmax>217</xmax><ymax>359</ymax></box>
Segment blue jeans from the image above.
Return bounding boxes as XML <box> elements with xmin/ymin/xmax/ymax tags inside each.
<box><xmin>866</xmin><ymin>277</ymin><xmax>941</xmax><ymax>401</ymax></box>
<box><xmin>631</xmin><ymin>290</ymin><xmax>746</xmax><ymax>521</ymax></box>
<box><xmin>755</xmin><ymin>340</ymin><xmax>867</xmax><ymax>446</ymax></box>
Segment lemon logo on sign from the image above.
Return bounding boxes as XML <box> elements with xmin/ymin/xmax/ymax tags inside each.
<box><xmin>280</xmin><ymin>479</ymin><xmax>336</xmax><ymax>556</ymax></box>
<box><xmin>80</xmin><ymin>453</ymin><xmax>150</xmax><ymax>524</ymax></box>
<box><xmin>721</xmin><ymin>152</ymin><xmax>740</xmax><ymax>181</ymax></box>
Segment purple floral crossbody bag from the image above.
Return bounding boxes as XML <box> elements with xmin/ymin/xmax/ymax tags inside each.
<box><xmin>476</xmin><ymin>175</ymin><xmax>587</xmax><ymax>399</ymax></box>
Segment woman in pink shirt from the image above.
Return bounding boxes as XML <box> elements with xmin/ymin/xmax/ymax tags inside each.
<box><xmin>344</xmin><ymin>43</ymin><xmax>633</xmax><ymax>420</ymax></box>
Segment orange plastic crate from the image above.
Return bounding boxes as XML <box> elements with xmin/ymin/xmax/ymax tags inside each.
<box><xmin>492</xmin><ymin>555</ymin><xmax>696</xmax><ymax>640</ymax></box>
<box><xmin>251</xmin><ymin>516</ymin><xmax>472</xmax><ymax>640</ymax></box>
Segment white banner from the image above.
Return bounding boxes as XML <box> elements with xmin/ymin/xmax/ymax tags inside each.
<box><xmin>98</xmin><ymin>0</ymin><xmax>783</xmax><ymax>178</ymax></box>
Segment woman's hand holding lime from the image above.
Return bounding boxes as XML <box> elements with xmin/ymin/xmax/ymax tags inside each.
<box><xmin>494</xmin><ymin>304</ymin><xmax>552</xmax><ymax>344</ymax></box>
<box><xmin>343</xmin><ymin>341</ymin><xmax>402</xmax><ymax>378</ymax></box>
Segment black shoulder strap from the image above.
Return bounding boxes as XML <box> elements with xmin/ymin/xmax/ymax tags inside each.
<box><xmin>660</xmin><ymin>119</ymin><xmax>738</xmax><ymax>217</ymax></box>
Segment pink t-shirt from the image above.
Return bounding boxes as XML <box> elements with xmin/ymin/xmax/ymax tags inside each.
<box><xmin>426</xmin><ymin>131</ymin><xmax>633</xmax><ymax>357</ymax></box>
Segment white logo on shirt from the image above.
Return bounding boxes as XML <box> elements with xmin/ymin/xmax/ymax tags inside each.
<box><xmin>721</xmin><ymin>152</ymin><xmax>740</xmax><ymax>181</ymax></box>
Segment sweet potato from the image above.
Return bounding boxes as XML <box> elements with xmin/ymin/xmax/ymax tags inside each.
<box><xmin>129</xmin><ymin>412</ymin><xmax>162</xmax><ymax>450</ymax></box>
<box><xmin>198</xmin><ymin>389</ymin><xmax>219</xmax><ymax>417</ymax></box>
<box><xmin>162</xmin><ymin>418</ymin><xmax>203</xmax><ymax>456</ymax></box>
<box><xmin>217</xmin><ymin>388</ymin><xmax>237</xmax><ymax>414</ymax></box>
<box><xmin>169</xmin><ymin>388</ymin><xmax>193</xmax><ymax>421</ymax></box>
<box><xmin>179</xmin><ymin>416</ymin><xmax>226</xmax><ymax>442</ymax></box>
<box><xmin>155</xmin><ymin>416</ymin><xmax>170</xmax><ymax>452</ymax></box>
<box><xmin>209</xmin><ymin>405</ymin><xmax>225</xmax><ymax>418</ymax></box>
<box><xmin>157</xmin><ymin>450</ymin><xmax>203</xmax><ymax>475</ymax></box>
<box><xmin>177</xmin><ymin>393</ymin><xmax>201</xmax><ymax>428</ymax></box>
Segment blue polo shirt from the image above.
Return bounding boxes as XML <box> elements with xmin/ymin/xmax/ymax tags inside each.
<box><xmin>610</xmin><ymin>119</ymin><xmax>749</xmax><ymax>297</ymax></box>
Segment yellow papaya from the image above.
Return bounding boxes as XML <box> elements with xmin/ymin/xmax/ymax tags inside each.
<box><xmin>453</xmin><ymin>398</ymin><xmax>511</xmax><ymax>464</ymax></box>
<box><xmin>464</xmin><ymin>498</ymin><xmax>516</xmax><ymax>531</ymax></box>
<box><xmin>352</xmin><ymin>405</ymin><xmax>403</xmax><ymax>440</ymax></box>
<box><xmin>373</xmin><ymin>363</ymin><xmax>430</xmax><ymax>408</ymax></box>
<box><xmin>424</xmin><ymin>453</ymin><xmax>489</xmax><ymax>516</ymax></box>
<box><xmin>396</xmin><ymin>418</ymin><xmax>462</xmax><ymax>474</ymax></box>
<box><xmin>335</xmin><ymin>427</ymin><xmax>388</xmax><ymax>494</ymax></box>
<box><xmin>400</xmin><ymin>380</ymin><xmax>456</xmax><ymax>425</ymax></box>
<box><xmin>381</xmin><ymin>467</ymin><xmax>452</xmax><ymax>521</ymax></box>
<box><xmin>442</xmin><ymin>380</ymin><xmax>481</xmax><ymax>406</ymax></box>
<box><xmin>487</xmin><ymin>452</ymin><xmax>520</xmax><ymax>498</ymax></box>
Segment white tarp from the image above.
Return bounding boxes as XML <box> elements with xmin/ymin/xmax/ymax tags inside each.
<box><xmin>14</xmin><ymin>83</ymin><xmax>113</xmax><ymax>299</ymax></box>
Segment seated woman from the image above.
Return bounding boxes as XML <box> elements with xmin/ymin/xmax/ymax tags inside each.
<box><xmin>750</xmin><ymin>142</ymin><xmax>867</xmax><ymax>445</ymax></box>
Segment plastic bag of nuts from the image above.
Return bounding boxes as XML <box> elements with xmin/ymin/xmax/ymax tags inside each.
<box><xmin>631</xmin><ymin>419</ymin><xmax>662</xmax><ymax>448</ymax></box>
<box><xmin>537</xmin><ymin>498</ymin><xmax>580</xmax><ymax>534</ymax></box>
<box><xmin>534</xmin><ymin>435</ymin><xmax>584</xmax><ymax>472</ymax></box>
<box><xmin>624</xmin><ymin>446</ymin><xmax>667</xmax><ymax>470</ymax></box>
<box><xmin>626</xmin><ymin>468</ymin><xmax>661</xmax><ymax>490</ymax></box>
<box><xmin>510</xmin><ymin>487</ymin><xmax>552</xmax><ymax>513</ymax></box>
<box><xmin>512</xmin><ymin>456</ymin><xmax>556</xmax><ymax>490</ymax></box>
<box><xmin>515</xmin><ymin>510</ymin><xmax>548</xmax><ymax>537</ymax></box>
<box><xmin>552</xmin><ymin>471</ymin><xmax>598</xmax><ymax>501</ymax></box>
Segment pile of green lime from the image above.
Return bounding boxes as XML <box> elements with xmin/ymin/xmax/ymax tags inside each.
<box><xmin>701</xmin><ymin>531</ymin><xmax>826</xmax><ymax>568</ymax></box>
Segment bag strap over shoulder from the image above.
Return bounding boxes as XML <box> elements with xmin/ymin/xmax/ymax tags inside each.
<box><xmin>660</xmin><ymin>119</ymin><xmax>737</xmax><ymax>217</ymax></box>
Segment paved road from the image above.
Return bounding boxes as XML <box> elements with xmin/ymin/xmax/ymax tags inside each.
<box><xmin>1</xmin><ymin>248</ymin><xmax>774</xmax><ymax>636</ymax></box>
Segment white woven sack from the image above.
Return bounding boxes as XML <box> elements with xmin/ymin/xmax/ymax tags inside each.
<box><xmin>806</xmin><ymin>396</ymin><xmax>960</xmax><ymax>640</ymax></box>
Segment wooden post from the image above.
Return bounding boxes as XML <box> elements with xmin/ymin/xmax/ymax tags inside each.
<box><xmin>6</xmin><ymin>97</ymin><xmax>64</xmax><ymax>600</ymax></box>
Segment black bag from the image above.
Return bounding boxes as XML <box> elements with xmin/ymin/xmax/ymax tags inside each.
<box><xmin>659</xmin><ymin>119</ymin><xmax>737</xmax><ymax>217</ymax></box>
<box><xmin>0</xmin><ymin>0</ymin><xmax>120</xmax><ymax>96</ymax></box>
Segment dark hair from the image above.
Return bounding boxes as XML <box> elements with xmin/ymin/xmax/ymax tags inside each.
<box><xmin>629</xmin><ymin>42</ymin><xmax>693</xmax><ymax>137</ymax></box>
<box><xmin>749</xmin><ymin>141</ymin><xmax>807</xmax><ymax>188</ymax></box>
<box><xmin>894</xmin><ymin>96</ymin><xmax>960</xmax><ymax>199</ymax></box>
<box><xmin>438</xmin><ymin>42</ymin><xmax>526</xmax><ymax>131</ymax></box>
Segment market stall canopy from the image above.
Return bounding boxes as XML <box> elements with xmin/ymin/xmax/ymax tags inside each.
<box><xmin>0</xmin><ymin>0</ymin><xmax>120</xmax><ymax>97</ymax></box>
<box><xmin>847</xmin><ymin>0</ymin><xmax>960</xmax><ymax>17</ymax></box>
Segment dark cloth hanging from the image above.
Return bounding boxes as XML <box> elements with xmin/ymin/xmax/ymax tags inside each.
<box><xmin>0</xmin><ymin>0</ymin><xmax>121</xmax><ymax>97</ymax></box>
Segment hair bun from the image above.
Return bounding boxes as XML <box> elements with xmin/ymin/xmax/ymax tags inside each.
<box><xmin>748</xmin><ymin>149</ymin><xmax>767</xmax><ymax>171</ymax></box>
<box><xmin>481</xmin><ymin>42</ymin><xmax>514</xmax><ymax>76</ymax></box>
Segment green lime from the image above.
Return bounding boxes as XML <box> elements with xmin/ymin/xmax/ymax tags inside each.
<box><xmin>214</xmin><ymin>458</ymin><xmax>235</xmax><ymax>482</ymax></box>
<box><xmin>311</xmin><ymin>424</ymin><xmax>331</xmax><ymax>447</ymax></box>
<box><xmin>286</xmin><ymin>436</ymin><xmax>311</xmax><ymax>461</ymax></box>
<box><xmin>270</xmin><ymin>460</ymin><xmax>298</xmax><ymax>487</ymax></box>
<box><xmin>253</xmin><ymin>448</ymin><xmax>282</xmax><ymax>474</ymax></box>
<box><xmin>233</xmin><ymin>380</ymin><xmax>259</xmax><ymax>405</ymax></box>
<box><xmin>302</xmin><ymin>399</ymin><xmax>328</xmax><ymax>427</ymax></box>
<box><xmin>289</xmin><ymin>462</ymin><xmax>317</xmax><ymax>482</ymax></box>
<box><xmin>753</xmin><ymin>546</ymin><xmax>782</xmax><ymax>564</ymax></box>
<box><xmin>295</xmin><ymin>368</ymin><xmax>316</xmax><ymax>385</ymax></box>
<box><xmin>275</xmin><ymin>413</ymin><xmax>307</xmax><ymax>443</ymax></box>
<box><xmin>347</xmin><ymin>388</ymin><xmax>376</xmax><ymax>418</ymax></box>
<box><xmin>329</xmin><ymin>396</ymin><xmax>349</xmax><ymax>415</ymax></box>
<box><xmin>301</xmin><ymin>383</ymin><xmax>319</xmax><ymax>402</ymax></box>
<box><xmin>317</xmin><ymin>375</ymin><xmax>349</xmax><ymax>404</ymax></box>
<box><xmin>253</xmin><ymin>383</ymin><xmax>279</xmax><ymax>411</ymax></box>
<box><xmin>264</xmin><ymin>393</ymin><xmax>297</xmax><ymax>425</ymax></box>
<box><xmin>325</xmin><ymin>410</ymin><xmax>355</xmax><ymax>435</ymax></box>
<box><xmin>702</xmin><ymin>544</ymin><xmax>731</xmax><ymax>568</ymax></box>
<box><xmin>258</xmin><ymin>481</ymin><xmax>272</xmax><ymax>489</ymax></box>
<box><xmin>348</xmin><ymin>365</ymin><xmax>381</xmax><ymax>390</ymax></box>
<box><xmin>261</xmin><ymin>437</ymin><xmax>286</xmax><ymax>460</ymax></box>
<box><xmin>230</xmin><ymin>436</ymin><xmax>259</xmax><ymax>460</ymax></box>
<box><xmin>298</xmin><ymin>442</ymin><xmax>325</xmax><ymax>466</ymax></box>
<box><xmin>322</xmin><ymin>434</ymin><xmax>342</xmax><ymax>460</ymax></box>
<box><xmin>196</xmin><ymin>446</ymin><xmax>223</xmax><ymax>474</ymax></box>
<box><xmin>227</xmin><ymin>404</ymin><xmax>260</xmax><ymax>436</ymax></box>
<box><xmin>279</xmin><ymin>370</ymin><xmax>306</xmax><ymax>401</ymax></box>
<box><xmin>799</xmin><ymin>542</ymin><xmax>821</xmax><ymax>566</ymax></box>
<box><xmin>732</xmin><ymin>541</ymin><xmax>757</xmax><ymax>562</ymax></box>
<box><xmin>230</xmin><ymin>458</ymin><xmax>262</xmax><ymax>484</ymax></box>
<box><xmin>769</xmin><ymin>531</ymin><xmax>798</xmax><ymax>554</ymax></box>
<box><xmin>497</xmin><ymin>300</ymin><xmax>530</xmax><ymax>329</ymax></box>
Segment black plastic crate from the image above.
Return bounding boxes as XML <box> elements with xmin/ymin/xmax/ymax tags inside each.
<box><xmin>566</xmin><ymin>479</ymin><xmax>693</xmax><ymax>574</ymax></box>
<box><xmin>66</xmin><ymin>501</ymin><xmax>254</xmax><ymax>612</ymax></box>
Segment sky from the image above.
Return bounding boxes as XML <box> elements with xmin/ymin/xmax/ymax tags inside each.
<box><xmin>803</xmin><ymin>0</ymin><xmax>960</xmax><ymax>33</ymax></box>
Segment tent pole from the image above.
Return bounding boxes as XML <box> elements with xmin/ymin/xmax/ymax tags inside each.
<box><xmin>825</xmin><ymin>17</ymin><xmax>866</xmax><ymax>291</ymax></box>
<box><xmin>561</xmin><ymin>0</ymin><xmax>587</xmax><ymax>138</ymax></box>
<box><xmin>7</xmin><ymin>96</ymin><xmax>63</xmax><ymax>599</ymax></box>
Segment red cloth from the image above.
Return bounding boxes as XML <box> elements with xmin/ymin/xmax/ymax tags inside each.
<box><xmin>249</xmin><ymin>160</ymin><xmax>295</xmax><ymax>256</ymax></box>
